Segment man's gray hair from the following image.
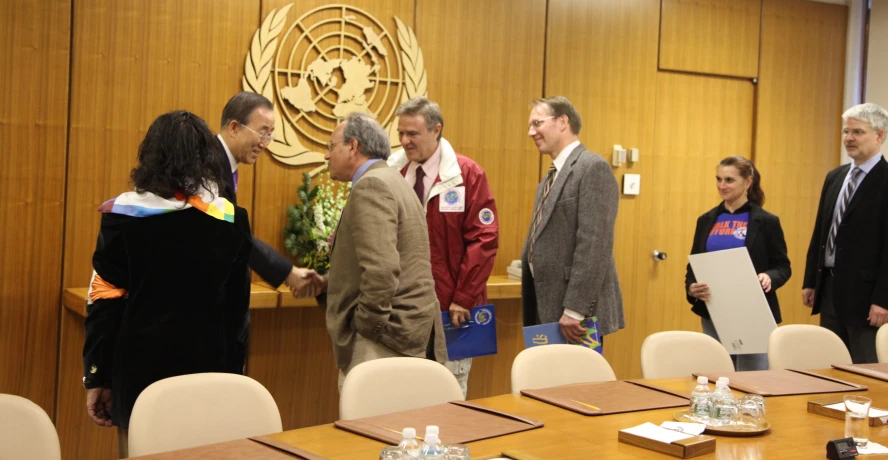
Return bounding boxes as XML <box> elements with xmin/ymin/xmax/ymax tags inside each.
<box><xmin>395</xmin><ymin>97</ymin><xmax>444</xmax><ymax>140</ymax></box>
<box><xmin>343</xmin><ymin>112</ymin><xmax>390</xmax><ymax>160</ymax></box>
<box><xmin>533</xmin><ymin>96</ymin><xmax>582</xmax><ymax>135</ymax></box>
<box><xmin>843</xmin><ymin>103</ymin><xmax>888</xmax><ymax>140</ymax></box>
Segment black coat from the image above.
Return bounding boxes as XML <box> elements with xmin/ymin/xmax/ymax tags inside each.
<box><xmin>83</xmin><ymin>207</ymin><xmax>252</xmax><ymax>428</ymax></box>
<box><xmin>217</xmin><ymin>138</ymin><xmax>293</xmax><ymax>288</ymax></box>
<box><xmin>803</xmin><ymin>157</ymin><xmax>888</xmax><ymax>325</ymax></box>
<box><xmin>685</xmin><ymin>202</ymin><xmax>791</xmax><ymax>323</ymax></box>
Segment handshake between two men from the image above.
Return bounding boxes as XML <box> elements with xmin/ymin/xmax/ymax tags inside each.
<box><xmin>284</xmin><ymin>267</ymin><xmax>328</xmax><ymax>299</ymax></box>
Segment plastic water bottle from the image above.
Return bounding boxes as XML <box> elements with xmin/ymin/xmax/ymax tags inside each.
<box><xmin>689</xmin><ymin>376</ymin><xmax>713</xmax><ymax>422</ymax></box>
<box><xmin>397</xmin><ymin>427</ymin><xmax>421</xmax><ymax>458</ymax></box>
<box><xmin>424</xmin><ymin>425</ymin><xmax>444</xmax><ymax>451</ymax></box>
<box><xmin>420</xmin><ymin>433</ymin><xmax>443</xmax><ymax>459</ymax></box>
<box><xmin>710</xmin><ymin>378</ymin><xmax>735</xmax><ymax>426</ymax></box>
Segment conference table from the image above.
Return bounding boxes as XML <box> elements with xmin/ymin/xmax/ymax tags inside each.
<box><xmin>131</xmin><ymin>368</ymin><xmax>888</xmax><ymax>459</ymax></box>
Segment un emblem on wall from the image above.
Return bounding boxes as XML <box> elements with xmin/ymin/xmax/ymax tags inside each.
<box><xmin>243</xmin><ymin>4</ymin><xmax>428</xmax><ymax>166</ymax></box>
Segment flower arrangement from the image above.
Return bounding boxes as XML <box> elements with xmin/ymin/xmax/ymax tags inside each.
<box><xmin>284</xmin><ymin>171</ymin><xmax>349</xmax><ymax>274</ymax></box>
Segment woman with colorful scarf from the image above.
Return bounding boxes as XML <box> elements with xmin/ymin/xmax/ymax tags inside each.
<box><xmin>82</xmin><ymin>111</ymin><xmax>253</xmax><ymax>457</ymax></box>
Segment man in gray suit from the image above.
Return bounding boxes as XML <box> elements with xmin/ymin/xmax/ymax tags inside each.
<box><xmin>521</xmin><ymin>96</ymin><xmax>625</xmax><ymax>345</ymax></box>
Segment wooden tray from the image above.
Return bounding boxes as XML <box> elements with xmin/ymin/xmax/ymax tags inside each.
<box><xmin>673</xmin><ymin>409</ymin><xmax>771</xmax><ymax>437</ymax></box>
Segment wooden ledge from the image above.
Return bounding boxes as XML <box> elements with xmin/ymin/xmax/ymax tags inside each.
<box><xmin>63</xmin><ymin>276</ymin><xmax>521</xmax><ymax>316</ymax></box>
<box><xmin>63</xmin><ymin>283</ymin><xmax>280</xmax><ymax>317</ymax></box>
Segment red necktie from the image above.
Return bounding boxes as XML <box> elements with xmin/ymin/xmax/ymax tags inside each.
<box><xmin>414</xmin><ymin>166</ymin><xmax>425</xmax><ymax>202</ymax></box>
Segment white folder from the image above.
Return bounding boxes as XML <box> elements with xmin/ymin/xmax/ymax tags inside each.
<box><xmin>688</xmin><ymin>247</ymin><xmax>777</xmax><ymax>355</ymax></box>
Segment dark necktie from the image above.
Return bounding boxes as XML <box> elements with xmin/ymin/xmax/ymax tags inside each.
<box><xmin>414</xmin><ymin>166</ymin><xmax>425</xmax><ymax>202</ymax></box>
<box><xmin>528</xmin><ymin>164</ymin><xmax>558</xmax><ymax>262</ymax></box>
<box><xmin>827</xmin><ymin>167</ymin><xmax>863</xmax><ymax>256</ymax></box>
<box><xmin>232</xmin><ymin>169</ymin><xmax>239</xmax><ymax>194</ymax></box>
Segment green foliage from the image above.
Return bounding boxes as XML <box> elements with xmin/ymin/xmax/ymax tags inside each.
<box><xmin>283</xmin><ymin>171</ymin><xmax>349</xmax><ymax>274</ymax></box>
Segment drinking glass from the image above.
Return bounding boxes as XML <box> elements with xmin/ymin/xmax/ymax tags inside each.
<box><xmin>443</xmin><ymin>444</ymin><xmax>471</xmax><ymax>460</ymax></box>
<box><xmin>712</xmin><ymin>399</ymin><xmax>739</xmax><ymax>427</ymax></box>
<box><xmin>736</xmin><ymin>398</ymin><xmax>763</xmax><ymax>429</ymax></box>
<box><xmin>739</xmin><ymin>395</ymin><xmax>766</xmax><ymax>428</ymax></box>
<box><xmin>843</xmin><ymin>395</ymin><xmax>871</xmax><ymax>447</ymax></box>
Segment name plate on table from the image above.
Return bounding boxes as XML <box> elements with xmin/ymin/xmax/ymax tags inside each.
<box><xmin>522</xmin><ymin>317</ymin><xmax>602</xmax><ymax>353</ymax></box>
<box><xmin>808</xmin><ymin>398</ymin><xmax>888</xmax><ymax>427</ymax></box>
<box><xmin>619</xmin><ymin>422</ymin><xmax>716</xmax><ymax>458</ymax></box>
<box><xmin>442</xmin><ymin>304</ymin><xmax>497</xmax><ymax>360</ymax></box>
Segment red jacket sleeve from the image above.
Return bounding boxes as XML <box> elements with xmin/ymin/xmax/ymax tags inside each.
<box><xmin>451</xmin><ymin>160</ymin><xmax>499</xmax><ymax>309</ymax></box>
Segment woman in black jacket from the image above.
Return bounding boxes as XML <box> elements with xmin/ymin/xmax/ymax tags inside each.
<box><xmin>685</xmin><ymin>156</ymin><xmax>791</xmax><ymax>370</ymax></box>
<box><xmin>82</xmin><ymin>111</ymin><xmax>253</xmax><ymax>457</ymax></box>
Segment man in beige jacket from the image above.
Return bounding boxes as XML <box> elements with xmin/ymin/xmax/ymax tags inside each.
<box><xmin>318</xmin><ymin>112</ymin><xmax>447</xmax><ymax>389</ymax></box>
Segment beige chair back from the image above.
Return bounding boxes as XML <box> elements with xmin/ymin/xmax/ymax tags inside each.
<box><xmin>768</xmin><ymin>324</ymin><xmax>852</xmax><ymax>370</ymax></box>
<box><xmin>640</xmin><ymin>331</ymin><xmax>735</xmax><ymax>379</ymax></box>
<box><xmin>128</xmin><ymin>373</ymin><xmax>282</xmax><ymax>457</ymax></box>
<box><xmin>339</xmin><ymin>357</ymin><xmax>465</xmax><ymax>420</ymax></box>
<box><xmin>877</xmin><ymin>324</ymin><xmax>888</xmax><ymax>363</ymax></box>
<box><xmin>0</xmin><ymin>394</ymin><xmax>61</xmax><ymax>460</ymax></box>
<box><xmin>511</xmin><ymin>344</ymin><xmax>616</xmax><ymax>393</ymax></box>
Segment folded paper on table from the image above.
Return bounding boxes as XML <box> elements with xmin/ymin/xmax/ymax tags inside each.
<box><xmin>688</xmin><ymin>247</ymin><xmax>776</xmax><ymax>354</ymax></box>
<box><xmin>522</xmin><ymin>317</ymin><xmax>602</xmax><ymax>353</ymax></box>
<box><xmin>618</xmin><ymin>422</ymin><xmax>716</xmax><ymax>458</ymax></box>
<box><xmin>442</xmin><ymin>304</ymin><xmax>497</xmax><ymax>360</ymax></box>
<box><xmin>807</xmin><ymin>397</ymin><xmax>888</xmax><ymax>427</ymax></box>
<box><xmin>334</xmin><ymin>400</ymin><xmax>543</xmax><ymax>445</ymax></box>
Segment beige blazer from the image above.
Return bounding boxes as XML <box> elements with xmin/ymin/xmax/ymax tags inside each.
<box><xmin>325</xmin><ymin>161</ymin><xmax>447</xmax><ymax>369</ymax></box>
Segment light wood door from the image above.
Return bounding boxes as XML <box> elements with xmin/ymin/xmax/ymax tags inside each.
<box><xmin>608</xmin><ymin>72</ymin><xmax>756</xmax><ymax>379</ymax></box>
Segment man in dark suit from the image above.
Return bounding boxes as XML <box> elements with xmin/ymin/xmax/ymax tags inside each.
<box><xmin>521</xmin><ymin>96</ymin><xmax>624</xmax><ymax>345</ymax></box>
<box><xmin>803</xmin><ymin>102</ymin><xmax>888</xmax><ymax>364</ymax></box>
<box><xmin>216</xmin><ymin>92</ymin><xmax>319</xmax><ymax>371</ymax></box>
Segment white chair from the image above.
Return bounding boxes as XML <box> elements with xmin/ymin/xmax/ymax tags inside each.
<box><xmin>511</xmin><ymin>344</ymin><xmax>616</xmax><ymax>393</ymax></box>
<box><xmin>0</xmin><ymin>394</ymin><xmax>61</xmax><ymax>460</ymax></box>
<box><xmin>768</xmin><ymin>324</ymin><xmax>852</xmax><ymax>370</ymax></box>
<box><xmin>340</xmin><ymin>357</ymin><xmax>464</xmax><ymax>420</ymax></box>
<box><xmin>640</xmin><ymin>331</ymin><xmax>735</xmax><ymax>379</ymax></box>
<box><xmin>127</xmin><ymin>373</ymin><xmax>282</xmax><ymax>457</ymax></box>
<box><xmin>877</xmin><ymin>324</ymin><xmax>888</xmax><ymax>363</ymax></box>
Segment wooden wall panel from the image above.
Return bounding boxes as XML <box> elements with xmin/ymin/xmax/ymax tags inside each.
<box><xmin>659</xmin><ymin>0</ymin><xmax>762</xmax><ymax>78</ymax></box>
<box><xmin>0</xmin><ymin>0</ymin><xmax>69</xmax><ymax>417</ymax></box>
<box><xmin>545</xmin><ymin>0</ymin><xmax>661</xmax><ymax>379</ymax></box>
<box><xmin>58</xmin><ymin>2</ymin><xmax>259</xmax><ymax>458</ymax></box>
<box><xmin>415</xmin><ymin>0</ymin><xmax>546</xmax><ymax>276</ymax></box>
<box><xmin>754</xmin><ymin>0</ymin><xmax>847</xmax><ymax>328</ymax></box>
<box><xmin>63</xmin><ymin>0</ymin><xmax>260</xmax><ymax>289</ymax></box>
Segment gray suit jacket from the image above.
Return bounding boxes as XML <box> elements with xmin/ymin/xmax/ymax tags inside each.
<box><xmin>325</xmin><ymin>161</ymin><xmax>447</xmax><ymax>369</ymax></box>
<box><xmin>521</xmin><ymin>144</ymin><xmax>625</xmax><ymax>335</ymax></box>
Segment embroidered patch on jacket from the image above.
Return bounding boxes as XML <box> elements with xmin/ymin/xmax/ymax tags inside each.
<box><xmin>479</xmin><ymin>208</ymin><xmax>495</xmax><ymax>225</ymax></box>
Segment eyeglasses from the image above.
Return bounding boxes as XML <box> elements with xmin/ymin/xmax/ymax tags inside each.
<box><xmin>239</xmin><ymin>122</ymin><xmax>275</xmax><ymax>144</ymax></box>
<box><xmin>326</xmin><ymin>139</ymin><xmax>345</xmax><ymax>151</ymax></box>
<box><xmin>529</xmin><ymin>116</ymin><xmax>555</xmax><ymax>129</ymax></box>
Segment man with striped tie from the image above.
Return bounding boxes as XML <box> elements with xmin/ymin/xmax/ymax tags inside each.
<box><xmin>521</xmin><ymin>96</ymin><xmax>624</xmax><ymax>346</ymax></box>
<box><xmin>803</xmin><ymin>102</ymin><xmax>888</xmax><ymax>363</ymax></box>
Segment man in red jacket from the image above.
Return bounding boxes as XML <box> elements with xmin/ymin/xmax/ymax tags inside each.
<box><xmin>387</xmin><ymin>97</ymin><xmax>499</xmax><ymax>395</ymax></box>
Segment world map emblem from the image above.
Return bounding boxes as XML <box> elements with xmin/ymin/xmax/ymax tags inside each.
<box><xmin>444</xmin><ymin>190</ymin><xmax>460</xmax><ymax>205</ymax></box>
<box><xmin>242</xmin><ymin>4</ymin><xmax>428</xmax><ymax>166</ymax></box>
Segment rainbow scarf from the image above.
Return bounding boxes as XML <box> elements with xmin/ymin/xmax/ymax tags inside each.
<box><xmin>99</xmin><ymin>185</ymin><xmax>235</xmax><ymax>222</ymax></box>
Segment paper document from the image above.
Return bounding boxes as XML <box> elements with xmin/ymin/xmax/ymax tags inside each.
<box><xmin>825</xmin><ymin>402</ymin><xmax>888</xmax><ymax>421</ymax></box>
<box><xmin>689</xmin><ymin>247</ymin><xmax>777</xmax><ymax>354</ymax></box>
<box><xmin>660</xmin><ymin>421</ymin><xmax>706</xmax><ymax>435</ymax></box>
<box><xmin>620</xmin><ymin>422</ymin><xmax>693</xmax><ymax>444</ymax></box>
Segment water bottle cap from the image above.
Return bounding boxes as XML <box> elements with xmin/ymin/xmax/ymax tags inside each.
<box><xmin>425</xmin><ymin>433</ymin><xmax>438</xmax><ymax>444</ymax></box>
<box><xmin>402</xmin><ymin>427</ymin><xmax>416</xmax><ymax>438</ymax></box>
<box><xmin>696</xmin><ymin>376</ymin><xmax>708</xmax><ymax>384</ymax></box>
<box><xmin>717</xmin><ymin>376</ymin><xmax>728</xmax><ymax>383</ymax></box>
<box><xmin>426</xmin><ymin>425</ymin><xmax>439</xmax><ymax>435</ymax></box>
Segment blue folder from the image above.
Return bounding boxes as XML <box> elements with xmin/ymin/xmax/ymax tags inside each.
<box><xmin>441</xmin><ymin>304</ymin><xmax>498</xmax><ymax>360</ymax></box>
<box><xmin>522</xmin><ymin>317</ymin><xmax>602</xmax><ymax>354</ymax></box>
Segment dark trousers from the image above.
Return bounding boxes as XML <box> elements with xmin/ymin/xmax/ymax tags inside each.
<box><xmin>819</xmin><ymin>271</ymin><xmax>879</xmax><ymax>364</ymax></box>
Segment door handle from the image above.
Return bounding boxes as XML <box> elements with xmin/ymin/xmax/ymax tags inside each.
<box><xmin>653</xmin><ymin>250</ymin><xmax>668</xmax><ymax>261</ymax></box>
